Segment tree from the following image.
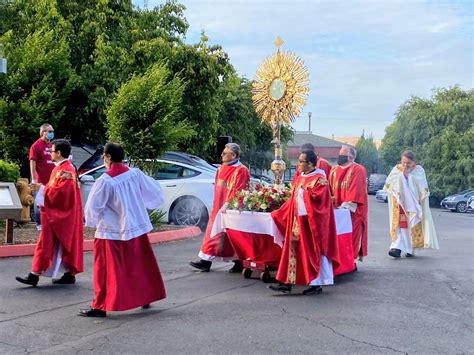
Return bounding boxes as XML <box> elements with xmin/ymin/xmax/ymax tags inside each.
<box><xmin>380</xmin><ymin>86</ymin><xmax>474</xmax><ymax>202</ymax></box>
<box><xmin>355</xmin><ymin>133</ymin><xmax>380</xmax><ymax>174</ymax></box>
<box><xmin>0</xmin><ymin>0</ymin><xmax>74</xmax><ymax>174</ymax></box>
<box><xmin>107</xmin><ymin>61</ymin><xmax>194</xmax><ymax>164</ymax></box>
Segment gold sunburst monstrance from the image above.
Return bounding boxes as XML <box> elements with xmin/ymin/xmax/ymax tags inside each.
<box><xmin>252</xmin><ymin>37</ymin><xmax>309</xmax><ymax>185</ymax></box>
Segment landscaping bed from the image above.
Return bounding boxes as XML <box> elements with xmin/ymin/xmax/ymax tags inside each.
<box><xmin>0</xmin><ymin>221</ymin><xmax>187</xmax><ymax>245</ymax></box>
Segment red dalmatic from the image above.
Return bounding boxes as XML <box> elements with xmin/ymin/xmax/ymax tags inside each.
<box><xmin>329</xmin><ymin>163</ymin><xmax>368</xmax><ymax>259</ymax></box>
<box><xmin>272</xmin><ymin>173</ymin><xmax>339</xmax><ymax>286</ymax></box>
<box><xmin>199</xmin><ymin>163</ymin><xmax>250</xmax><ymax>261</ymax></box>
<box><xmin>32</xmin><ymin>160</ymin><xmax>84</xmax><ymax>275</ymax></box>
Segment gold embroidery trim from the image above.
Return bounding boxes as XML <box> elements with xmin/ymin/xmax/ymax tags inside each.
<box><xmin>390</xmin><ymin>196</ymin><xmax>399</xmax><ymax>241</ymax></box>
<box><xmin>411</xmin><ymin>223</ymin><xmax>424</xmax><ymax>248</ymax></box>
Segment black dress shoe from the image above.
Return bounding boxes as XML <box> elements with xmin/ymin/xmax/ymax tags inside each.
<box><xmin>15</xmin><ymin>273</ymin><xmax>39</xmax><ymax>287</ymax></box>
<box><xmin>53</xmin><ymin>272</ymin><xmax>76</xmax><ymax>284</ymax></box>
<box><xmin>78</xmin><ymin>308</ymin><xmax>107</xmax><ymax>317</ymax></box>
<box><xmin>228</xmin><ymin>260</ymin><xmax>244</xmax><ymax>273</ymax></box>
<box><xmin>189</xmin><ymin>259</ymin><xmax>212</xmax><ymax>272</ymax></box>
<box><xmin>302</xmin><ymin>286</ymin><xmax>323</xmax><ymax>295</ymax></box>
<box><xmin>142</xmin><ymin>304</ymin><xmax>150</xmax><ymax>309</ymax></box>
<box><xmin>388</xmin><ymin>248</ymin><xmax>401</xmax><ymax>258</ymax></box>
<box><xmin>268</xmin><ymin>283</ymin><xmax>292</xmax><ymax>293</ymax></box>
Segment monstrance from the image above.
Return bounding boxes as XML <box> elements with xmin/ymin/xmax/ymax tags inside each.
<box><xmin>252</xmin><ymin>36</ymin><xmax>309</xmax><ymax>185</ymax></box>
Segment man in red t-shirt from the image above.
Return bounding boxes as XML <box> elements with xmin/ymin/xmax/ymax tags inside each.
<box><xmin>29</xmin><ymin>123</ymin><xmax>55</xmax><ymax>229</ymax></box>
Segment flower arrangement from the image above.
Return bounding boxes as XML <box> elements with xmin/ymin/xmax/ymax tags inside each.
<box><xmin>228</xmin><ymin>184</ymin><xmax>292</xmax><ymax>212</ymax></box>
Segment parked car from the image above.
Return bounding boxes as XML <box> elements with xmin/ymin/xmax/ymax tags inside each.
<box><xmin>467</xmin><ymin>196</ymin><xmax>474</xmax><ymax>213</ymax></box>
<box><xmin>440</xmin><ymin>188</ymin><xmax>474</xmax><ymax>213</ymax></box>
<box><xmin>368</xmin><ymin>173</ymin><xmax>387</xmax><ymax>194</ymax></box>
<box><xmin>250</xmin><ymin>174</ymin><xmax>275</xmax><ymax>187</ymax></box>
<box><xmin>375</xmin><ymin>189</ymin><xmax>388</xmax><ymax>203</ymax></box>
<box><xmin>78</xmin><ymin>148</ymin><xmax>217</xmax><ymax>176</ymax></box>
<box><xmin>79</xmin><ymin>159</ymin><xmax>216</xmax><ymax>229</ymax></box>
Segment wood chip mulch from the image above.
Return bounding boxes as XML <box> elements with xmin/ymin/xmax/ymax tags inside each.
<box><xmin>0</xmin><ymin>222</ymin><xmax>187</xmax><ymax>245</ymax></box>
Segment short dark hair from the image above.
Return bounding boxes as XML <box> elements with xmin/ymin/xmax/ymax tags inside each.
<box><xmin>104</xmin><ymin>142</ymin><xmax>125</xmax><ymax>163</ymax></box>
<box><xmin>301</xmin><ymin>143</ymin><xmax>315</xmax><ymax>151</ymax></box>
<box><xmin>52</xmin><ymin>139</ymin><xmax>71</xmax><ymax>158</ymax></box>
<box><xmin>301</xmin><ymin>149</ymin><xmax>317</xmax><ymax>166</ymax></box>
<box><xmin>401</xmin><ymin>150</ymin><xmax>416</xmax><ymax>161</ymax></box>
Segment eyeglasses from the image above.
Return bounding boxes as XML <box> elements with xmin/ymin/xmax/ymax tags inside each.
<box><xmin>221</xmin><ymin>151</ymin><xmax>234</xmax><ymax>156</ymax></box>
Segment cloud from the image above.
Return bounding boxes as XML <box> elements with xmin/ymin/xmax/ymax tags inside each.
<box><xmin>146</xmin><ymin>0</ymin><xmax>473</xmax><ymax>138</ymax></box>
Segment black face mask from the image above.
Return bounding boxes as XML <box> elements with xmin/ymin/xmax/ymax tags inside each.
<box><xmin>337</xmin><ymin>155</ymin><xmax>349</xmax><ymax>165</ymax></box>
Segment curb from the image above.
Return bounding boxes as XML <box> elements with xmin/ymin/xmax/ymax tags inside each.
<box><xmin>0</xmin><ymin>226</ymin><xmax>202</xmax><ymax>258</ymax></box>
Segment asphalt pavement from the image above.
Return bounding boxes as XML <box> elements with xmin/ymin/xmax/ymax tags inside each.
<box><xmin>0</xmin><ymin>196</ymin><xmax>472</xmax><ymax>354</ymax></box>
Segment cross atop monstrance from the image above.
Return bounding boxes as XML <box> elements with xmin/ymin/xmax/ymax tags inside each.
<box><xmin>252</xmin><ymin>37</ymin><xmax>309</xmax><ymax>185</ymax></box>
<box><xmin>274</xmin><ymin>36</ymin><xmax>284</xmax><ymax>49</ymax></box>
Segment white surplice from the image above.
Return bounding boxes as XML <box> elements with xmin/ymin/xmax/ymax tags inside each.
<box><xmin>84</xmin><ymin>168</ymin><xmax>164</xmax><ymax>241</ymax></box>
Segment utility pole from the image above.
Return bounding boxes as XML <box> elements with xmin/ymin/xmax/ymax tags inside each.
<box><xmin>308</xmin><ymin>112</ymin><xmax>312</xmax><ymax>133</ymax></box>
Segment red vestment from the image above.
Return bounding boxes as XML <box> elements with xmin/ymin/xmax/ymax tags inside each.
<box><xmin>329</xmin><ymin>163</ymin><xmax>368</xmax><ymax>258</ymax></box>
<box><xmin>32</xmin><ymin>160</ymin><xmax>84</xmax><ymax>275</ymax></box>
<box><xmin>272</xmin><ymin>172</ymin><xmax>339</xmax><ymax>286</ymax></box>
<box><xmin>199</xmin><ymin>162</ymin><xmax>250</xmax><ymax>261</ymax></box>
<box><xmin>91</xmin><ymin>163</ymin><xmax>166</xmax><ymax>311</ymax></box>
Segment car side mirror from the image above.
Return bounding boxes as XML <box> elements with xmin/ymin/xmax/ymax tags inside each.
<box><xmin>79</xmin><ymin>175</ymin><xmax>95</xmax><ymax>183</ymax></box>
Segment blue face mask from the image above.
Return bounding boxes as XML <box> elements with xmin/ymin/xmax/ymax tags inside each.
<box><xmin>47</xmin><ymin>132</ymin><xmax>54</xmax><ymax>140</ymax></box>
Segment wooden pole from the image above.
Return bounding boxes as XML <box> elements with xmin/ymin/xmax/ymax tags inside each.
<box><xmin>5</xmin><ymin>219</ymin><xmax>14</xmax><ymax>244</ymax></box>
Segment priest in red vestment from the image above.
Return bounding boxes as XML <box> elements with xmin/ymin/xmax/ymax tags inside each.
<box><xmin>291</xmin><ymin>143</ymin><xmax>332</xmax><ymax>183</ymax></box>
<box><xmin>329</xmin><ymin>145</ymin><xmax>368</xmax><ymax>262</ymax></box>
<box><xmin>16</xmin><ymin>139</ymin><xmax>84</xmax><ymax>287</ymax></box>
<box><xmin>190</xmin><ymin>143</ymin><xmax>250</xmax><ymax>272</ymax></box>
<box><xmin>270</xmin><ymin>150</ymin><xmax>339</xmax><ymax>295</ymax></box>
<box><xmin>79</xmin><ymin>143</ymin><xmax>166</xmax><ymax>318</ymax></box>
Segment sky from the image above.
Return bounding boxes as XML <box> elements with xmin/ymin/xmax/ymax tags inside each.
<box><xmin>142</xmin><ymin>0</ymin><xmax>473</xmax><ymax>139</ymax></box>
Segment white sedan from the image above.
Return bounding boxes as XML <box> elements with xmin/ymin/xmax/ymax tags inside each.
<box><xmin>79</xmin><ymin>159</ymin><xmax>216</xmax><ymax>229</ymax></box>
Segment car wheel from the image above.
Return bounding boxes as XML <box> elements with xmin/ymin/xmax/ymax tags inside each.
<box><xmin>456</xmin><ymin>201</ymin><xmax>467</xmax><ymax>213</ymax></box>
<box><xmin>171</xmin><ymin>197</ymin><xmax>209</xmax><ymax>230</ymax></box>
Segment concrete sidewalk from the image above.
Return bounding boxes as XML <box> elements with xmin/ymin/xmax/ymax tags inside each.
<box><xmin>0</xmin><ymin>226</ymin><xmax>201</xmax><ymax>258</ymax></box>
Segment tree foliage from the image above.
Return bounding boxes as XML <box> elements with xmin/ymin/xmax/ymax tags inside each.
<box><xmin>355</xmin><ymin>133</ymin><xmax>380</xmax><ymax>174</ymax></box>
<box><xmin>0</xmin><ymin>0</ymin><xmax>74</xmax><ymax>171</ymax></box>
<box><xmin>380</xmin><ymin>86</ymin><xmax>474</xmax><ymax>201</ymax></box>
<box><xmin>107</xmin><ymin>62</ymin><xmax>194</xmax><ymax>163</ymax></box>
<box><xmin>0</xmin><ymin>0</ymin><xmax>295</xmax><ymax>173</ymax></box>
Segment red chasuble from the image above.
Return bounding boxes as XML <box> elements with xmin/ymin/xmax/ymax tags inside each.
<box><xmin>329</xmin><ymin>163</ymin><xmax>368</xmax><ymax>259</ymax></box>
<box><xmin>199</xmin><ymin>163</ymin><xmax>250</xmax><ymax>260</ymax></box>
<box><xmin>317</xmin><ymin>158</ymin><xmax>332</xmax><ymax>178</ymax></box>
<box><xmin>32</xmin><ymin>160</ymin><xmax>84</xmax><ymax>275</ymax></box>
<box><xmin>272</xmin><ymin>172</ymin><xmax>339</xmax><ymax>286</ymax></box>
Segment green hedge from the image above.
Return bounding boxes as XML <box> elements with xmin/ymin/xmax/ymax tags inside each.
<box><xmin>0</xmin><ymin>160</ymin><xmax>20</xmax><ymax>182</ymax></box>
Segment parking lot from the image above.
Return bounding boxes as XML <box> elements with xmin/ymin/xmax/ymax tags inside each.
<box><xmin>0</xmin><ymin>196</ymin><xmax>472</xmax><ymax>354</ymax></box>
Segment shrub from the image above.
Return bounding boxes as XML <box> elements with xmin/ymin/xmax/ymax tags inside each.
<box><xmin>0</xmin><ymin>160</ymin><xmax>20</xmax><ymax>182</ymax></box>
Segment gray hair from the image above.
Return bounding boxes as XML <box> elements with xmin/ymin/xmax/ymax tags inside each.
<box><xmin>39</xmin><ymin>123</ymin><xmax>52</xmax><ymax>135</ymax></box>
<box><xmin>225</xmin><ymin>143</ymin><xmax>241</xmax><ymax>158</ymax></box>
<box><xmin>343</xmin><ymin>145</ymin><xmax>357</xmax><ymax>159</ymax></box>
